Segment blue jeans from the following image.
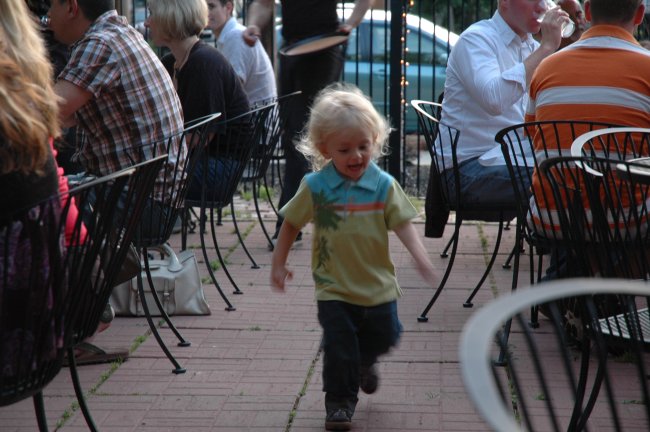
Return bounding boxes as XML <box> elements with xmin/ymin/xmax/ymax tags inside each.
<box><xmin>186</xmin><ymin>156</ymin><xmax>239</xmax><ymax>205</ymax></box>
<box><xmin>67</xmin><ymin>172</ymin><xmax>171</xmax><ymax>242</ymax></box>
<box><xmin>317</xmin><ymin>300</ymin><xmax>402</xmax><ymax>413</ymax></box>
<box><xmin>443</xmin><ymin>157</ymin><xmax>531</xmax><ymax>220</ymax></box>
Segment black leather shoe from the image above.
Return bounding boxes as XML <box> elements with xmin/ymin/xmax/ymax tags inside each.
<box><xmin>325</xmin><ymin>408</ymin><xmax>352</xmax><ymax>431</ymax></box>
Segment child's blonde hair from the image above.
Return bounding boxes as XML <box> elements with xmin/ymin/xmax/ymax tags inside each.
<box><xmin>297</xmin><ymin>83</ymin><xmax>391</xmax><ymax>171</ymax></box>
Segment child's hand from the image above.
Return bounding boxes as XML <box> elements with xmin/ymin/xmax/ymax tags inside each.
<box><xmin>393</xmin><ymin>221</ymin><xmax>440</xmax><ymax>289</ymax></box>
<box><xmin>270</xmin><ymin>265</ymin><xmax>293</xmax><ymax>292</ymax></box>
<box><xmin>416</xmin><ymin>260</ymin><xmax>440</xmax><ymax>290</ymax></box>
<box><xmin>270</xmin><ymin>222</ymin><xmax>300</xmax><ymax>292</ymax></box>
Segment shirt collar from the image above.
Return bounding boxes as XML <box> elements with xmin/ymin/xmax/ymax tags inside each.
<box><xmin>74</xmin><ymin>10</ymin><xmax>119</xmax><ymax>49</ymax></box>
<box><xmin>492</xmin><ymin>10</ymin><xmax>536</xmax><ymax>48</ymax></box>
<box><xmin>217</xmin><ymin>17</ymin><xmax>238</xmax><ymax>44</ymax></box>
<box><xmin>580</xmin><ymin>24</ymin><xmax>640</xmax><ymax>46</ymax></box>
<box><xmin>320</xmin><ymin>161</ymin><xmax>382</xmax><ymax>192</ymax></box>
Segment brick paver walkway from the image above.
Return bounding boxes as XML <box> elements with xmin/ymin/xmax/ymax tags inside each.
<box><xmin>1</xmin><ymin>196</ymin><xmax>525</xmax><ymax>431</ymax></box>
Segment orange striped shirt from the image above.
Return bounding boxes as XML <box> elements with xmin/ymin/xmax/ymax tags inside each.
<box><xmin>524</xmin><ymin>25</ymin><xmax>650</xmax><ymax>235</ymax></box>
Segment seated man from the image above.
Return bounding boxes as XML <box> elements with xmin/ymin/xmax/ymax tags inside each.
<box><xmin>437</xmin><ymin>0</ymin><xmax>566</xmax><ymax>219</ymax></box>
<box><xmin>207</xmin><ymin>0</ymin><xmax>276</xmax><ymax>106</ymax></box>
<box><xmin>526</xmin><ymin>0</ymin><xmax>650</xmax><ymax>279</ymax></box>
<box><xmin>49</xmin><ymin>0</ymin><xmax>184</xmax><ymax>201</ymax></box>
<box><xmin>47</xmin><ymin>0</ymin><xmax>185</xmax><ymax>364</ymax></box>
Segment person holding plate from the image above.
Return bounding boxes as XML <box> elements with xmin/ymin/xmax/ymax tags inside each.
<box><xmin>243</xmin><ymin>0</ymin><xmax>373</xmax><ymax>248</ymax></box>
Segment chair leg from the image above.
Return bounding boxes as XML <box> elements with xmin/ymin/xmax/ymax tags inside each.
<box><xmin>463</xmin><ymin>219</ymin><xmax>506</xmax><ymax>308</ymax></box>
<box><xmin>262</xmin><ymin>169</ymin><xmax>280</xmax><ymax>218</ymax></box>
<box><xmin>33</xmin><ymin>391</ymin><xmax>49</xmax><ymax>432</ymax></box>
<box><xmin>495</xmin><ymin>317</ymin><xmax>513</xmax><ymax>367</ymax></box>
<box><xmin>180</xmin><ymin>207</ymin><xmax>198</xmax><ymax>251</ymax></box>
<box><xmin>197</xmin><ymin>208</ymin><xmax>236</xmax><ymax>310</ymax></box>
<box><xmin>529</xmin><ymin>250</ymin><xmax>542</xmax><ymax>328</ymax></box>
<box><xmin>253</xmin><ymin>180</ymin><xmax>275</xmax><ymax>249</ymax></box>
<box><xmin>136</xmin><ymin>259</ymin><xmax>186</xmax><ymax>374</ymax></box>
<box><xmin>418</xmin><ymin>219</ymin><xmax>462</xmax><ymax>322</ymax></box>
<box><xmin>496</xmin><ymin>222</ymin><xmax>524</xmax><ymax>365</ymax></box>
<box><xmin>440</xmin><ymin>236</ymin><xmax>454</xmax><ymax>258</ymax></box>
<box><xmin>67</xmin><ymin>347</ymin><xmax>99</xmax><ymax>432</ymax></box>
<box><xmin>142</xmin><ymin>249</ymin><xmax>191</xmax><ymax>347</ymax></box>
<box><xmin>230</xmin><ymin>200</ymin><xmax>259</xmax><ymax>269</ymax></box>
<box><xmin>209</xmin><ymin>207</ymin><xmax>243</xmax><ymax>295</ymax></box>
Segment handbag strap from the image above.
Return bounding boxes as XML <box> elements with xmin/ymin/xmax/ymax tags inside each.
<box><xmin>150</xmin><ymin>243</ymin><xmax>184</xmax><ymax>272</ymax></box>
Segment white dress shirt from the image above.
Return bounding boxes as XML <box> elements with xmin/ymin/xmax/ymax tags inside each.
<box><xmin>439</xmin><ymin>11</ymin><xmax>538</xmax><ymax>167</ymax></box>
<box><xmin>217</xmin><ymin>17</ymin><xmax>277</xmax><ymax>105</ymax></box>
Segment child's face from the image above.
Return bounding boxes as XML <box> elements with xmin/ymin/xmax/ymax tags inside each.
<box><xmin>319</xmin><ymin>128</ymin><xmax>374</xmax><ymax>181</ymax></box>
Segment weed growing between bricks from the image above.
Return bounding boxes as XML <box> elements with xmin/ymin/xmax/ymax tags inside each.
<box><xmin>285</xmin><ymin>348</ymin><xmax>322</xmax><ymax>432</ymax></box>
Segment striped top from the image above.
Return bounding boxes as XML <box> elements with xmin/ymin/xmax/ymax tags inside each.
<box><xmin>524</xmin><ymin>25</ymin><xmax>650</xmax><ymax>236</ymax></box>
<box><xmin>280</xmin><ymin>161</ymin><xmax>418</xmax><ymax>306</ymax></box>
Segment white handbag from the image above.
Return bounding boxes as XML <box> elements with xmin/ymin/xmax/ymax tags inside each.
<box><xmin>110</xmin><ymin>243</ymin><xmax>211</xmax><ymax>316</ymax></box>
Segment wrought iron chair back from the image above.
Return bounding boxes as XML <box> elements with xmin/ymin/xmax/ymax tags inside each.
<box><xmin>461</xmin><ymin>278</ymin><xmax>650</xmax><ymax>432</ymax></box>
<box><xmin>121</xmin><ymin>112</ymin><xmax>222</xmax><ymax>374</ymax></box>
<box><xmin>242</xmin><ymin>91</ymin><xmax>302</xmax><ymax>249</ymax></box>
<box><xmin>541</xmin><ymin>155</ymin><xmax>650</xmax><ymax>281</ymax></box>
<box><xmin>0</xmin><ymin>163</ymin><xmax>145</xmax><ymax>431</ymax></box>
<box><xmin>410</xmin><ymin>99</ymin><xmax>515</xmax><ymax>321</ymax></box>
<box><xmin>182</xmin><ymin>103</ymin><xmax>275</xmax><ymax>300</ymax></box>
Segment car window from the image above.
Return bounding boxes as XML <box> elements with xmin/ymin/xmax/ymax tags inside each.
<box><xmin>405</xmin><ymin>27</ymin><xmax>449</xmax><ymax>67</ymax></box>
<box><xmin>369</xmin><ymin>22</ymin><xmax>390</xmax><ymax>64</ymax></box>
<box><xmin>363</xmin><ymin>21</ymin><xmax>448</xmax><ymax>67</ymax></box>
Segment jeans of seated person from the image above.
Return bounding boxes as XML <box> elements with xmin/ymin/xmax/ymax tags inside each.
<box><xmin>443</xmin><ymin>157</ymin><xmax>531</xmax><ymax>221</ymax></box>
<box><xmin>541</xmin><ymin>248</ymin><xmax>570</xmax><ymax>284</ymax></box>
<box><xmin>67</xmin><ymin>172</ymin><xmax>172</xmax><ymax>242</ymax></box>
<box><xmin>317</xmin><ymin>300</ymin><xmax>402</xmax><ymax>414</ymax></box>
<box><xmin>186</xmin><ymin>156</ymin><xmax>240</xmax><ymax>205</ymax></box>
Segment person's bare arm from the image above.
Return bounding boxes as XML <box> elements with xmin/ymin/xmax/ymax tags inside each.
<box><xmin>270</xmin><ymin>221</ymin><xmax>301</xmax><ymax>292</ymax></box>
<box><xmin>339</xmin><ymin>0</ymin><xmax>373</xmax><ymax>33</ymax></box>
<box><xmin>393</xmin><ymin>221</ymin><xmax>439</xmax><ymax>289</ymax></box>
<box><xmin>54</xmin><ymin>80</ymin><xmax>93</xmax><ymax>127</ymax></box>
<box><xmin>242</xmin><ymin>0</ymin><xmax>274</xmax><ymax>46</ymax></box>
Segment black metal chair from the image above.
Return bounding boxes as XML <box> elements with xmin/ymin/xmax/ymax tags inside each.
<box><xmin>460</xmin><ymin>278</ymin><xmax>650</xmax><ymax>431</ymax></box>
<box><xmin>496</xmin><ymin>121</ymin><xmax>619</xmax><ymax>331</ymax></box>
<box><xmin>541</xmin><ymin>155</ymin><xmax>650</xmax><ymax>281</ymax></box>
<box><xmin>1</xmin><ymin>196</ymin><xmax>67</xmax><ymax>432</ymax></box>
<box><xmin>410</xmin><ymin>99</ymin><xmax>517</xmax><ymax>322</ymax></box>
<box><xmin>126</xmin><ymin>112</ymin><xmax>222</xmax><ymax>374</ymax></box>
<box><xmin>0</xmin><ymin>162</ymin><xmax>148</xmax><ymax>431</ymax></box>
<box><xmin>240</xmin><ymin>91</ymin><xmax>301</xmax><ymax>250</ymax></box>
<box><xmin>63</xmin><ymin>156</ymin><xmax>166</xmax><ymax>432</ymax></box>
<box><xmin>182</xmin><ymin>103</ymin><xmax>275</xmax><ymax>297</ymax></box>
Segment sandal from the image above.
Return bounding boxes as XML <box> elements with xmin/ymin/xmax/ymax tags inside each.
<box><xmin>63</xmin><ymin>342</ymin><xmax>129</xmax><ymax>367</ymax></box>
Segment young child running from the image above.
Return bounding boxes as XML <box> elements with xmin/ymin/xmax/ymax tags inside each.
<box><xmin>271</xmin><ymin>83</ymin><xmax>438</xmax><ymax>431</ymax></box>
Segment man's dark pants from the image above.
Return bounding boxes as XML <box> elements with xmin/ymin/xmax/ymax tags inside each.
<box><xmin>275</xmin><ymin>44</ymin><xmax>344</xmax><ymax>234</ymax></box>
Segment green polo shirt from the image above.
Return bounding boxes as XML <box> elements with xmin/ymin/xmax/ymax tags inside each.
<box><xmin>280</xmin><ymin>161</ymin><xmax>418</xmax><ymax>306</ymax></box>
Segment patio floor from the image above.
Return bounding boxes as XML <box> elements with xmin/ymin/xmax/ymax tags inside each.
<box><xmin>2</xmin><ymin>196</ymin><xmax>527</xmax><ymax>431</ymax></box>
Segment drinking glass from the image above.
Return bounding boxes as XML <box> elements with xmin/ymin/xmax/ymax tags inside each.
<box><xmin>537</xmin><ymin>0</ymin><xmax>575</xmax><ymax>38</ymax></box>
